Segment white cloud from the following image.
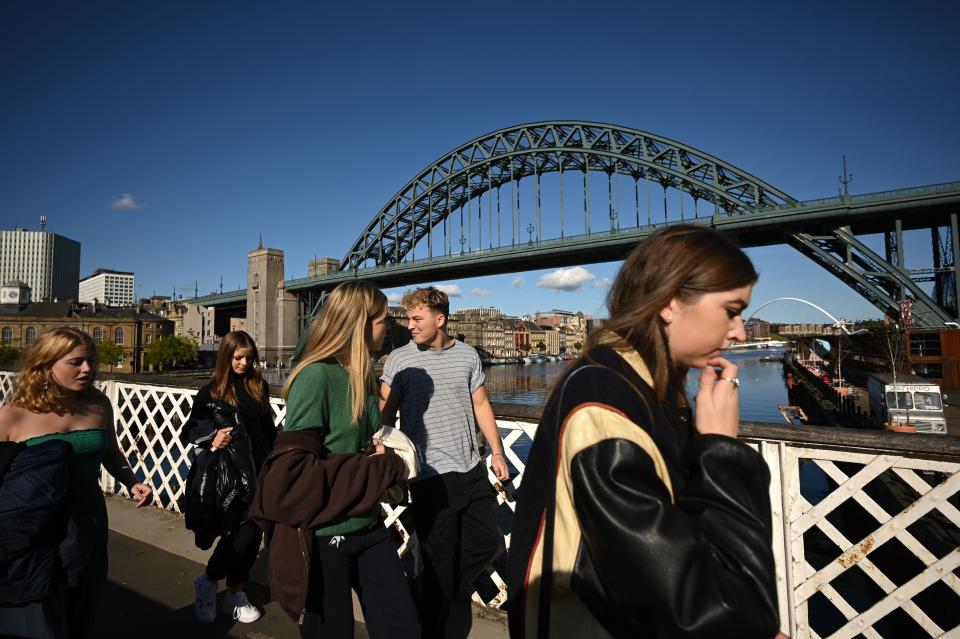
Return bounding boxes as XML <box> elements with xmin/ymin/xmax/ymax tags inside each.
<box><xmin>592</xmin><ymin>277</ymin><xmax>614</xmax><ymax>289</ymax></box>
<box><xmin>435</xmin><ymin>284</ymin><xmax>462</xmax><ymax>297</ymax></box>
<box><xmin>511</xmin><ymin>277</ymin><xmax>525</xmax><ymax>288</ymax></box>
<box><xmin>111</xmin><ymin>193</ymin><xmax>143</xmax><ymax>210</ymax></box>
<box><xmin>387</xmin><ymin>292</ymin><xmax>403</xmax><ymax>304</ymax></box>
<box><xmin>537</xmin><ymin>266</ymin><xmax>596</xmax><ymax>292</ymax></box>
<box><xmin>471</xmin><ymin>288</ymin><xmax>493</xmax><ymax>297</ymax></box>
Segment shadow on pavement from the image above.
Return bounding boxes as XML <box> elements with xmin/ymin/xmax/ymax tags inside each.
<box><xmin>93</xmin><ymin>530</ymin><xmax>300</xmax><ymax>638</ymax></box>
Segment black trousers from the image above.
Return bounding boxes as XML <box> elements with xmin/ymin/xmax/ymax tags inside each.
<box><xmin>205</xmin><ymin>519</ymin><xmax>262</xmax><ymax>587</ymax></box>
<box><xmin>410</xmin><ymin>462</ymin><xmax>502</xmax><ymax>639</ymax></box>
<box><xmin>300</xmin><ymin>524</ymin><xmax>420</xmax><ymax>639</ymax></box>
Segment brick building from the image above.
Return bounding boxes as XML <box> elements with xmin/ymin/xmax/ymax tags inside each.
<box><xmin>0</xmin><ymin>290</ymin><xmax>173</xmax><ymax>372</ymax></box>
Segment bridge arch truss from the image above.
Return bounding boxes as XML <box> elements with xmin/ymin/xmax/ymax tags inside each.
<box><xmin>342</xmin><ymin>121</ymin><xmax>796</xmax><ymax>271</ymax></box>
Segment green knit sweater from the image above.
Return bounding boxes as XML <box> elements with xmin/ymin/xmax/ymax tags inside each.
<box><xmin>284</xmin><ymin>360</ymin><xmax>382</xmax><ymax>536</ymax></box>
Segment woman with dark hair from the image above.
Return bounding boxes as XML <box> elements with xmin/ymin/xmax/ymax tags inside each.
<box><xmin>0</xmin><ymin>326</ymin><xmax>152</xmax><ymax>638</ymax></box>
<box><xmin>509</xmin><ymin>225</ymin><xmax>783</xmax><ymax>638</ymax></box>
<box><xmin>184</xmin><ymin>330</ymin><xmax>276</xmax><ymax>624</ymax></box>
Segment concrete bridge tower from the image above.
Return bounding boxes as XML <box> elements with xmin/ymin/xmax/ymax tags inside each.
<box><xmin>246</xmin><ymin>238</ymin><xmax>296</xmax><ymax>365</ymax></box>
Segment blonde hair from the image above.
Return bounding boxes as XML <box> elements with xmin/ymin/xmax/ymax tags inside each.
<box><xmin>10</xmin><ymin>326</ymin><xmax>100</xmax><ymax>414</ymax></box>
<box><xmin>282</xmin><ymin>281</ymin><xmax>387</xmax><ymax>423</ymax></box>
<box><xmin>402</xmin><ymin>287</ymin><xmax>449</xmax><ymax>323</ymax></box>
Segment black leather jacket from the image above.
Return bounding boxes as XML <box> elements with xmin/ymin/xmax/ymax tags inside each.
<box><xmin>508</xmin><ymin>345</ymin><xmax>779</xmax><ymax>638</ymax></box>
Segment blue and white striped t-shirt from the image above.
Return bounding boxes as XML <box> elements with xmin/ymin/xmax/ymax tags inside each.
<box><xmin>381</xmin><ymin>339</ymin><xmax>485</xmax><ymax>480</ymax></box>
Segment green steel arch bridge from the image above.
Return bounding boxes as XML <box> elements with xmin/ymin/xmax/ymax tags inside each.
<box><xmin>193</xmin><ymin>120</ymin><xmax>960</xmax><ymax>332</ymax></box>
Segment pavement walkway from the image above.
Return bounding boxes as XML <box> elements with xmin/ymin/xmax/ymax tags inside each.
<box><xmin>93</xmin><ymin>495</ymin><xmax>508</xmax><ymax>639</ymax></box>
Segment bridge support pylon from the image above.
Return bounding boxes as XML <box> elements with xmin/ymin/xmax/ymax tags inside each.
<box><xmin>786</xmin><ymin>222</ymin><xmax>957</xmax><ymax>327</ymax></box>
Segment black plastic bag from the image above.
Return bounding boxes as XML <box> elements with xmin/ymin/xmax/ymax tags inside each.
<box><xmin>184</xmin><ymin>401</ymin><xmax>258</xmax><ymax>548</ymax></box>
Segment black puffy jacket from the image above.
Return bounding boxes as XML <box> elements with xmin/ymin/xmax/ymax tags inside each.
<box><xmin>182</xmin><ymin>400</ymin><xmax>258</xmax><ymax>549</ymax></box>
<box><xmin>0</xmin><ymin>439</ymin><xmax>101</xmax><ymax>605</ymax></box>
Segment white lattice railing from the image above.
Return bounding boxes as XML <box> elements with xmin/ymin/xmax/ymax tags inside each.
<box><xmin>741</xmin><ymin>423</ymin><xmax>960</xmax><ymax>638</ymax></box>
<box><xmin>3</xmin><ymin>372</ymin><xmax>960</xmax><ymax>636</ymax></box>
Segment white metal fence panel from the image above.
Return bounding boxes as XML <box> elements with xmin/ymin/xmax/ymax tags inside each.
<box><xmin>0</xmin><ymin>371</ymin><xmax>14</xmax><ymax>402</ymax></box>
<box><xmin>100</xmin><ymin>380</ymin><xmax>197</xmax><ymax>508</ymax></box>
<box><xmin>778</xmin><ymin>444</ymin><xmax>960</xmax><ymax>638</ymax></box>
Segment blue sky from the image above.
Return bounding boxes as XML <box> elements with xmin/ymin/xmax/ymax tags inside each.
<box><xmin>2</xmin><ymin>1</ymin><xmax>958</xmax><ymax>323</ymax></box>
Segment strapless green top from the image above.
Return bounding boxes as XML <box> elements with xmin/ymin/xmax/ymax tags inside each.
<box><xmin>23</xmin><ymin>429</ymin><xmax>108</xmax><ymax>482</ymax></box>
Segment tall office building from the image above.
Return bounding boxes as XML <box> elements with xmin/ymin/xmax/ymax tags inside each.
<box><xmin>0</xmin><ymin>228</ymin><xmax>81</xmax><ymax>302</ymax></box>
<box><xmin>79</xmin><ymin>269</ymin><xmax>135</xmax><ymax>307</ymax></box>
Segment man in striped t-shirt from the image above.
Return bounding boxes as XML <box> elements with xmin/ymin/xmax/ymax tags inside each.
<box><xmin>381</xmin><ymin>286</ymin><xmax>510</xmax><ymax>639</ymax></box>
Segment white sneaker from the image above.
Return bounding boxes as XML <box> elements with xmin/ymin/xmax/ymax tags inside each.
<box><xmin>193</xmin><ymin>574</ymin><xmax>217</xmax><ymax>624</ymax></box>
<box><xmin>222</xmin><ymin>590</ymin><xmax>262</xmax><ymax>623</ymax></box>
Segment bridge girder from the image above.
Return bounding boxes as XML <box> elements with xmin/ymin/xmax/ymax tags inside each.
<box><xmin>785</xmin><ymin>227</ymin><xmax>954</xmax><ymax>327</ymax></box>
<box><xmin>341</xmin><ymin>121</ymin><xmax>797</xmax><ymax>271</ymax></box>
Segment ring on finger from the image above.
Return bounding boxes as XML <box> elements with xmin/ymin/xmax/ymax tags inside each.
<box><xmin>719</xmin><ymin>377</ymin><xmax>741</xmax><ymax>389</ymax></box>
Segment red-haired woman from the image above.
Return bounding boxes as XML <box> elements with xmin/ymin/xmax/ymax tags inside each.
<box><xmin>183</xmin><ymin>330</ymin><xmax>277</xmax><ymax>624</ymax></box>
<box><xmin>0</xmin><ymin>327</ymin><xmax>152</xmax><ymax>638</ymax></box>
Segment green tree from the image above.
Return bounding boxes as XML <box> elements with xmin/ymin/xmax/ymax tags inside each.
<box><xmin>536</xmin><ymin>340</ymin><xmax>546</xmax><ymax>353</ymax></box>
<box><xmin>144</xmin><ymin>335</ymin><xmax>198</xmax><ymax>372</ymax></box>
<box><xmin>573</xmin><ymin>341</ymin><xmax>583</xmax><ymax>352</ymax></box>
<box><xmin>96</xmin><ymin>340</ymin><xmax>125</xmax><ymax>372</ymax></box>
<box><xmin>0</xmin><ymin>345</ymin><xmax>20</xmax><ymax>366</ymax></box>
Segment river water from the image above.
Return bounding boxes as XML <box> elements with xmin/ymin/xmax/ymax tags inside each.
<box><xmin>484</xmin><ymin>348</ymin><xmax>790</xmax><ymax>423</ymax></box>
<box><xmin>484</xmin><ymin>349</ymin><xmax>792</xmax><ymax>473</ymax></box>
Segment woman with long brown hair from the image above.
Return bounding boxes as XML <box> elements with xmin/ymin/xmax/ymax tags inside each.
<box><xmin>184</xmin><ymin>330</ymin><xmax>276</xmax><ymax>624</ymax></box>
<box><xmin>509</xmin><ymin>225</ymin><xmax>782</xmax><ymax>638</ymax></box>
<box><xmin>0</xmin><ymin>326</ymin><xmax>152</xmax><ymax>638</ymax></box>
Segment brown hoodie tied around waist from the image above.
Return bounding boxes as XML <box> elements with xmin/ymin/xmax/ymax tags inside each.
<box><xmin>250</xmin><ymin>429</ymin><xmax>409</xmax><ymax>623</ymax></box>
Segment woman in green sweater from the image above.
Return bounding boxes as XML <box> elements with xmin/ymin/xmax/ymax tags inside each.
<box><xmin>281</xmin><ymin>281</ymin><xmax>420</xmax><ymax>639</ymax></box>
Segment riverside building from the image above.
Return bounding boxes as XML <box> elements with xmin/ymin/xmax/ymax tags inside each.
<box><xmin>0</xmin><ymin>284</ymin><xmax>173</xmax><ymax>372</ymax></box>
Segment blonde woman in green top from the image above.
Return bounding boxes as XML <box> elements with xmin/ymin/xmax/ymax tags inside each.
<box><xmin>281</xmin><ymin>281</ymin><xmax>420</xmax><ymax>639</ymax></box>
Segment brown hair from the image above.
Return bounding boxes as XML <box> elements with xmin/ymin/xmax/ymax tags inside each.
<box><xmin>283</xmin><ymin>281</ymin><xmax>388</xmax><ymax>423</ymax></box>
<box><xmin>10</xmin><ymin>326</ymin><xmax>101</xmax><ymax>414</ymax></box>
<box><xmin>401</xmin><ymin>287</ymin><xmax>450</xmax><ymax>327</ymax></box>
<box><xmin>209</xmin><ymin>331</ymin><xmax>269</xmax><ymax>411</ymax></box>
<box><xmin>589</xmin><ymin>224</ymin><xmax>758</xmax><ymax>403</ymax></box>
